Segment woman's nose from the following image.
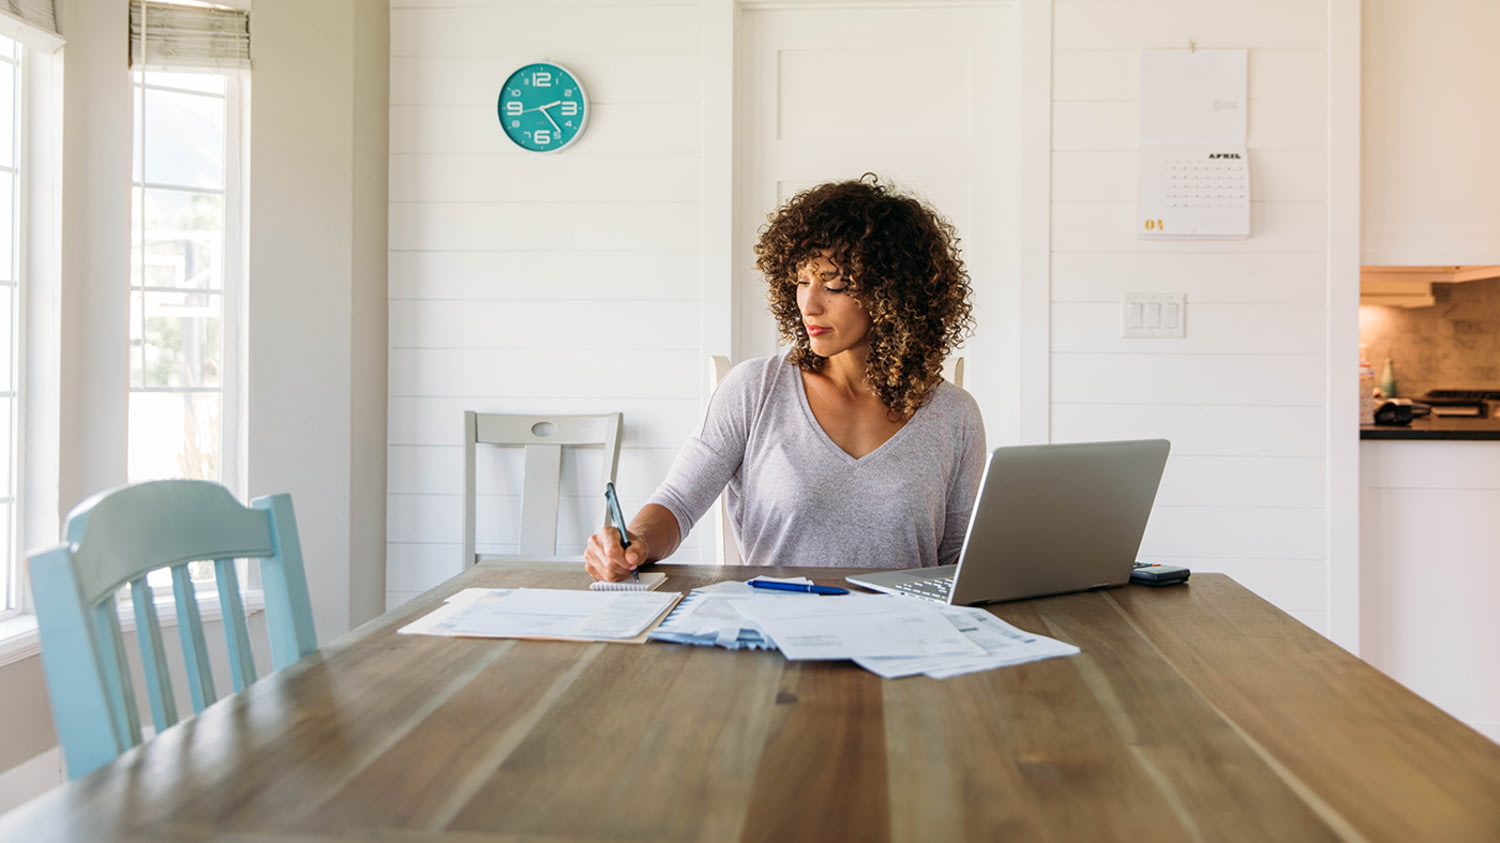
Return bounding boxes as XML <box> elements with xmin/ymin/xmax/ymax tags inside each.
<box><xmin>800</xmin><ymin>286</ymin><xmax>823</xmax><ymax>314</ymax></box>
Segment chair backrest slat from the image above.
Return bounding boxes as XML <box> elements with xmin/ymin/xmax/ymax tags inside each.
<box><xmin>90</xmin><ymin>598</ymin><xmax>141</xmax><ymax>750</ymax></box>
<box><xmin>215</xmin><ymin>557</ymin><xmax>257</xmax><ymax>692</ymax></box>
<box><xmin>171</xmin><ymin>565</ymin><xmax>217</xmax><ymax>713</ymax></box>
<box><xmin>518</xmin><ymin>443</ymin><xmax>563</xmax><ymax>555</ymax></box>
<box><xmin>30</xmin><ymin>480</ymin><xmax>320</xmax><ymax>779</ymax></box>
<box><xmin>129</xmin><ymin>578</ymin><xmax>178</xmax><ymax>734</ymax></box>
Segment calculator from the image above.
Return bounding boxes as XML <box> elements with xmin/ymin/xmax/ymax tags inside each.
<box><xmin>1130</xmin><ymin>562</ymin><xmax>1191</xmax><ymax>586</ymax></box>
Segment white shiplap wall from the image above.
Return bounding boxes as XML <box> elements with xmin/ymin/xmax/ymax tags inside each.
<box><xmin>387</xmin><ymin>0</ymin><xmax>1343</xmax><ymax>632</ymax></box>
<box><xmin>1048</xmin><ymin>0</ymin><xmax>1331</xmax><ymax>631</ymax></box>
<box><xmin>387</xmin><ymin>1</ymin><xmax>706</xmax><ymax>608</ymax></box>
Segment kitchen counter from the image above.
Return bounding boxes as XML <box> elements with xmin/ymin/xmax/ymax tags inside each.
<box><xmin>1360</xmin><ymin>414</ymin><xmax>1500</xmax><ymax>440</ymax></box>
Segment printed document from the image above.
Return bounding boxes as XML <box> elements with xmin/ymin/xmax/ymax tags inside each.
<box><xmin>855</xmin><ymin>606</ymin><xmax>1080</xmax><ymax>679</ymax></box>
<box><xmin>729</xmin><ymin>593</ymin><xmax>984</xmax><ymax>661</ymax></box>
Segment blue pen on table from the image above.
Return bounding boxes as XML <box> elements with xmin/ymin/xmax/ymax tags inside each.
<box><xmin>748</xmin><ymin>579</ymin><xmax>849</xmax><ymax>596</ymax></box>
<box><xmin>603</xmin><ymin>482</ymin><xmax>638</xmax><ymax>583</ymax></box>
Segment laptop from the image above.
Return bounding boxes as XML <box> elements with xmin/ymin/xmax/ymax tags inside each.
<box><xmin>845</xmin><ymin>439</ymin><xmax>1170</xmax><ymax>605</ymax></box>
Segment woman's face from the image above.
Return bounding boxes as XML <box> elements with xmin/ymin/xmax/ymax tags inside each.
<box><xmin>796</xmin><ymin>253</ymin><xmax>871</xmax><ymax>360</ymax></box>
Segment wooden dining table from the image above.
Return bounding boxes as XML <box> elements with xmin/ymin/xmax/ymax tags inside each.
<box><xmin>4</xmin><ymin>561</ymin><xmax>1500</xmax><ymax>842</ymax></box>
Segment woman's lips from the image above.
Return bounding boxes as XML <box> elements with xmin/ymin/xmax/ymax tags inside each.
<box><xmin>805</xmin><ymin>324</ymin><xmax>830</xmax><ymax>337</ymax></box>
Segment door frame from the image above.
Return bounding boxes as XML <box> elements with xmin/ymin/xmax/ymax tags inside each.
<box><xmin>700</xmin><ymin>0</ymin><xmax>1041</xmax><ymax>448</ymax></box>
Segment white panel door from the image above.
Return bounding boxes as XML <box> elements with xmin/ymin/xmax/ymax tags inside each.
<box><xmin>735</xmin><ymin>2</ymin><xmax>1020</xmax><ymax>444</ymax></box>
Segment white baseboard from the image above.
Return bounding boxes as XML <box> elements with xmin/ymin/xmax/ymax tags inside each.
<box><xmin>0</xmin><ymin>746</ymin><xmax>62</xmax><ymax>817</ymax></box>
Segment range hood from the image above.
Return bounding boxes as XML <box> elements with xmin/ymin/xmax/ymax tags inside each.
<box><xmin>1360</xmin><ymin>265</ymin><xmax>1500</xmax><ymax>308</ymax></box>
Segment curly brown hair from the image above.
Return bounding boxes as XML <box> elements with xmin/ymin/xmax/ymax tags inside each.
<box><xmin>754</xmin><ymin>174</ymin><xmax>974</xmax><ymax>420</ymax></box>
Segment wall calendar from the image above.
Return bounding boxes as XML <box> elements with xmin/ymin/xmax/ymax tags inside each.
<box><xmin>1138</xmin><ymin>49</ymin><xmax>1250</xmax><ymax>240</ymax></box>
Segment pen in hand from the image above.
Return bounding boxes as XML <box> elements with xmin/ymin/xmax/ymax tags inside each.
<box><xmin>603</xmin><ymin>482</ymin><xmax>638</xmax><ymax>582</ymax></box>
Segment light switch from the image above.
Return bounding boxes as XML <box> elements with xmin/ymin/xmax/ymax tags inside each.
<box><xmin>1122</xmin><ymin>293</ymin><xmax>1186</xmax><ymax>338</ymax></box>
<box><xmin>1162</xmin><ymin>302</ymin><xmax>1179</xmax><ymax>329</ymax></box>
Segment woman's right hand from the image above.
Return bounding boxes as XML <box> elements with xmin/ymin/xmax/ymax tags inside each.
<box><xmin>585</xmin><ymin>526</ymin><xmax>650</xmax><ymax>582</ymax></box>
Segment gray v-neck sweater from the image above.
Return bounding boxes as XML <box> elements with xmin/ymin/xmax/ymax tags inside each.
<box><xmin>647</xmin><ymin>353</ymin><xmax>987</xmax><ymax>568</ymax></box>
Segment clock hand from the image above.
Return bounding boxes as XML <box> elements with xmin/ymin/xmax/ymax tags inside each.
<box><xmin>520</xmin><ymin>100</ymin><xmax>565</xmax><ymax>132</ymax></box>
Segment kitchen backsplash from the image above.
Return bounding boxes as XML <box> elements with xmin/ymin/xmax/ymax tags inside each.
<box><xmin>1359</xmin><ymin>275</ymin><xmax>1500</xmax><ymax>399</ymax></box>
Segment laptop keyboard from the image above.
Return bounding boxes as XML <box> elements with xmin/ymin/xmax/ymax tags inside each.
<box><xmin>890</xmin><ymin>576</ymin><xmax>954</xmax><ymax>602</ymax></box>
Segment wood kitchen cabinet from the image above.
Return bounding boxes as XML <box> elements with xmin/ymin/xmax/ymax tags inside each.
<box><xmin>1362</xmin><ymin>0</ymin><xmax>1500</xmax><ymax>265</ymax></box>
<box><xmin>1360</xmin><ymin>440</ymin><xmax>1500</xmax><ymax>744</ymax></box>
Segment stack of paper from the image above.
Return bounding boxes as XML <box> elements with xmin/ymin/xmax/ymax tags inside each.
<box><xmin>730</xmin><ymin>592</ymin><xmax>984</xmax><ymax>661</ymax></box>
<box><xmin>648</xmin><ymin>580</ymin><xmax>777</xmax><ymax>649</ymax></box>
<box><xmin>649</xmin><ymin>580</ymin><xmax>1079</xmax><ymax>679</ymax></box>
<box><xmin>403</xmin><ymin>581</ymin><xmax>1079</xmax><ymax>678</ymax></box>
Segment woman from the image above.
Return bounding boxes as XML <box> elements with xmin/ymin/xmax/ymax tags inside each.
<box><xmin>586</xmin><ymin>175</ymin><xmax>986</xmax><ymax>581</ymax></box>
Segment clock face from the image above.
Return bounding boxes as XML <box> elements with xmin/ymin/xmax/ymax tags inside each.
<box><xmin>497</xmin><ymin>62</ymin><xmax>589</xmax><ymax>153</ymax></box>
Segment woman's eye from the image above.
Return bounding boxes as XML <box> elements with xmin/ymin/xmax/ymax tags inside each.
<box><xmin>826</xmin><ymin>285</ymin><xmax>849</xmax><ymax>294</ymax></box>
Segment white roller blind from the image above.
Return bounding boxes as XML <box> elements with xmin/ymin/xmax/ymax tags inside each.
<box><xmin>0</xmin><ymin>0</ymin><xmax>61</xmax><ymax>51</ymax></box>
<box><xmin>130</xmin><ymin>1</ymin><xmax>249</xmax><ymax>70</ymax></box>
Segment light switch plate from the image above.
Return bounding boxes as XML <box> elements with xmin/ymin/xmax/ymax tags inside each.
<box><xmin>1122</xmin><ymin>292</ymin><xmax>1185</xmax><ymax>338</ymax></box>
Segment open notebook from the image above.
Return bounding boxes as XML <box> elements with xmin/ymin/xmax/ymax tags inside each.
<box><xmin>589</xmin><ymin>572</ymin><xmax>667</xmax><ymax>592</ymax></box>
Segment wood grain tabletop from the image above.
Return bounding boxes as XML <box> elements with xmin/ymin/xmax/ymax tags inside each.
<box><xmin>3</xmin><ymin>562</ymin><xmax>1498</xmax><ymax>842</ymax></box>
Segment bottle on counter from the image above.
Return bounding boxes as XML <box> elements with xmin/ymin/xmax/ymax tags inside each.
<box><xmin>1360</xmin><ymin>351</ymin><xmax>1377</xmax><ymax>425</ymax></box>
<box><xmin>1379</xmin><ymin>358</ymin><xmax>1398</xmax><ymax>400</ymax></box>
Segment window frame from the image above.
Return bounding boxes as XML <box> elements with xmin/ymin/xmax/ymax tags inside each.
<box><xmin>126</xmin><ymin>64</ymin><xmax>248</xmax><ymax>500</ymax></box>
<box><xmin>0</xmin><ymin>35</ymin><xmax>20</xmax><ymax>617</ymax></box>
<box><xmin>0</xmin><ymin>19</ymin><xmax>62</xmax><ymax>630</ymax></box>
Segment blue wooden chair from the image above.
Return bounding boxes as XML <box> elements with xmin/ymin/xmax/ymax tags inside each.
<box><xmin>29</xmin><ymin>479</ymin><xmax>318</xmax><ymax>779</ymax></box>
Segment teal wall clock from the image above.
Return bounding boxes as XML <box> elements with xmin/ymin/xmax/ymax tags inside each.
<box><xmin>497</xmin><ymin>61</ymin><xmax>589</xmax><ymax>153</ymax></box>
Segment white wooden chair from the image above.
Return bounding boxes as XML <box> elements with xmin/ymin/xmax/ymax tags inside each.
<box><xmin>942</xmin><ymin>356</ymin><xmax>965</xmax><ymax>388</ymax></box>
<box><xmin>706</xmin><ymin>356</ymin><xmax>743</xmax><ymax>566</ymax></box>
<box><xmin>462</xmin><ymin>411</ymin><xmax>623</xmax><ymax>566</ymax></box>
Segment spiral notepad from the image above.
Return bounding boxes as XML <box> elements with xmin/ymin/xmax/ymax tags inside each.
<box><xmin>589</xmin><ymin>572</ymin><xmax>667</xmax><ymax>592</ymax></box>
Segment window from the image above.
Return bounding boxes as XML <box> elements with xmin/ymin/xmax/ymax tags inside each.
<box><xmin>127</xmin><ymin>65</ymin><xmax>245</xmax><ymax>491</ymax></box>
<box><xmin>0</xmin><ymin>34</ymin><xmax>17</xmax><ymax>613</ymax></box>
<box><xmin>125</xmin><ymin>1</ymin><xmax>250</xmax><ymax>594</ymax></box>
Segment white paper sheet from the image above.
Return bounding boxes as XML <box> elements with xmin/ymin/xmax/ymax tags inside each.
<box><xmin>855</xmin><ymin>606</ymin><xmax>1080</xmax><ymax>679</ymax></box>
<box><xmin>729</xmin><ymin>593</ymin><xmax>984</xmax><ymax>661</ymax></box>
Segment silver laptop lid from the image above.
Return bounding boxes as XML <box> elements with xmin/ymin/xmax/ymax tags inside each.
<box><xmin>943</xmin><ymin>439</ymin><xmax>1169</xmax><ymax>605</ymax></box>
